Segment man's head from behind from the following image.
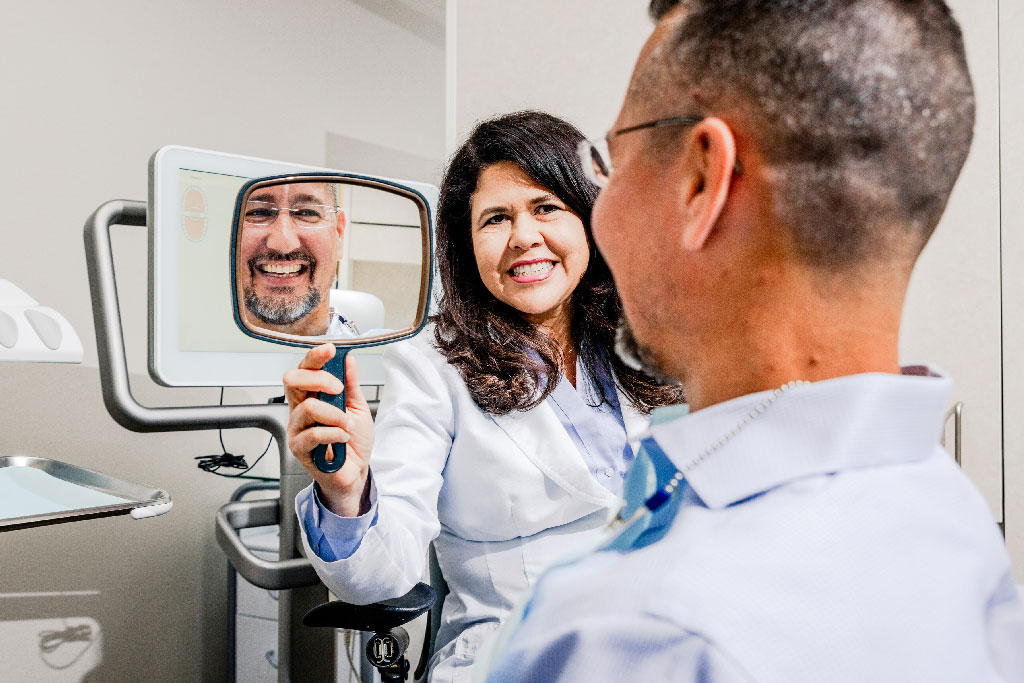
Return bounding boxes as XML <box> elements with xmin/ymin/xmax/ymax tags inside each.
<box><xmin>239</xmin><ymin>182</ymin><xmax>345</xmax><ymax>336</ymax></box>
<box><xmin>597</xmin><ymin>0</ymin><xmax>975</xmax><ymax>400</ymax></box>
<box><xmin>642</xmin><ymin>0</ymin><xmax>974</xmax><ymax>265</ymax></box>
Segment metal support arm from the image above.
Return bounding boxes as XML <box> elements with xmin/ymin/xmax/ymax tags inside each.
<box><xmin>84</xmin><ymin>200</ymin><xmax>288</xmax><ymax>437</ymax></box>
<box><xmin>83</xmin><ymin>199</ymin><xmax>332</xmax><ymax>683</ymax></box>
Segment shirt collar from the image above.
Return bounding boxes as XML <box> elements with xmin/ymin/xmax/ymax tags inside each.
<box><xmin>647</xmin><ymin>367</ymin><xmax>952</xmax><ymax>509</ymax></box>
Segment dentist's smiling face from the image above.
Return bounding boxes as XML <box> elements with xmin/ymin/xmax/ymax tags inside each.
<box><xmin>239</xmin><ymin>182</ymin><xmax>345</xmax><ymax>336</ymax></box>
<box><xmin>470</xmin><ymin>161</ymin><xmax>590</xmax><ymax>330</ymax></box>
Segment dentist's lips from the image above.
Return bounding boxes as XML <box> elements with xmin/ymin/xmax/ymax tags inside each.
<box><xmin>508</xmin><ymin>259</ymin><xmax>556</xmax><ymax>283</ymax></box>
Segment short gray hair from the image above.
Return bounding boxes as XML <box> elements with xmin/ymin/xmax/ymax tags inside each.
<box><xmin>641</xmin><ymin>0</ymin><xmax>975</xmax><ymax>268</ymax></box>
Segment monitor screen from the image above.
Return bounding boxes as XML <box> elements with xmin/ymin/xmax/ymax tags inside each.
<box><xmin>149</xmin><ymin>146</ymin><xmax>437</xmax><ymax>387</ymax></box>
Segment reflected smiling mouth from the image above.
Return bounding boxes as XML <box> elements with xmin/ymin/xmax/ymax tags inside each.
<box><xmin>249</xmin><ymin>251</ymin><xmax>316</xmax><ymax>281</ymax></box>
<box><xmin>257</xmin><ymin>262</ymin><xmax>308</xmax><ymax>277</ymax></box>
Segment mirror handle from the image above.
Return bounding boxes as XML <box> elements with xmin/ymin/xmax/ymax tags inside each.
<box><xmin>312</xmin><ymin>349</ymin><xmax>349</xmax><ymax>473</ymax></box>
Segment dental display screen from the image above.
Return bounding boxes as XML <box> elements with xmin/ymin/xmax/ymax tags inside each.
<box><xmin>176</xmin><ymin>168</ymin><xmax>285</xmax><ymax>354</ymax></box>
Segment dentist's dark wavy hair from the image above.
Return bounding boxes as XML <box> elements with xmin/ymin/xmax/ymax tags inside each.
<box><xmin>432</xmin><ymin>111</ymin><xmax>685</xmax><ymax>415</ymax></box>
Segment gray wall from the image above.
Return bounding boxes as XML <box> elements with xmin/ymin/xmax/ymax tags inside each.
<box><xmin>453</xmin><ymin>0</ymin><xmax>653</xmax><ymax>142</ymax></box>
<box><xmin>0</xmin><ymin>0</ymin><xmax>443</xmax><ymax>680</ymax></box>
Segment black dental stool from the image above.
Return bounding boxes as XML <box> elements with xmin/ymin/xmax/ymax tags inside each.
<box><xmin>304</xmin><ymin>583</ymin><xmax>437</xmax><ymax>682</ymax></box>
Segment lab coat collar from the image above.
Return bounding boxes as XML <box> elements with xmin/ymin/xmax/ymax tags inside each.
<box><xmin>487</xmin><ymin>364</ymin><xmax>645</xmax><ymax>511</ymax></box>
<box><xmin>489</xmin><ymin>401</ymin><xmax>621</xmax><ymax>508</ymax></box>
<box><xmin>647</xmin><ymin>367</ymin><xmax>952</xmax><ymax>510</ymax></box>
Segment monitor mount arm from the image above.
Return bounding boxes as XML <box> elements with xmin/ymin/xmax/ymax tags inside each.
<box><xmin>84</xmin><ymin>199</ymin><xmax>332</xmax><ymax>683</ymax></box>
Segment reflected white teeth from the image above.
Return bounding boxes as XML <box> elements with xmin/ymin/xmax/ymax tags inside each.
<box><xmin>511</xmin><ymin>261</ymin><xmax>555</xmax><ymax>277</ymax></box>
<box><xmin>260</xmin><ymin>263</ymin><xmax>302</xmax><ymax>275</ymax></box>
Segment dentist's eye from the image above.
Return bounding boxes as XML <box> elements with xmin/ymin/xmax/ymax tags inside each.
<box><xmin>536</xmin><ymin>204</ymin><xmax>562</xmax><ymax>216</ymax></box>
<box><xmin>483</xmin><ymin>214</ymin><xmax>509</xmax><ymax>226</ymax></box>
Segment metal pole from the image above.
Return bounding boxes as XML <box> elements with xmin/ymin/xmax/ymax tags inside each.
<box><xmin>84</xmin><ymin>200</ymin><xmax>333</xmax><ymax>683</ymax></box>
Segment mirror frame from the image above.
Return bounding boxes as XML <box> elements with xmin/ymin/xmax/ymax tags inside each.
<box><xmin>229</xmin><ymin>172</ymin><xmax>433</xmax><ymax>348</ymax></box>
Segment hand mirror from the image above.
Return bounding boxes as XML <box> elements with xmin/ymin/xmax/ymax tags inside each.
<box><xmin>230</xmin><ymin>173</ymin><xmax>433</xmax><ymax>472</ymax></box>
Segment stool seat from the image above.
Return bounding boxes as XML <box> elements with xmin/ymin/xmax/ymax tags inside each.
<box><xmin>303</xmin><ymin>582</ymin><xmax>436</xmax><ymax>633</ymax></box>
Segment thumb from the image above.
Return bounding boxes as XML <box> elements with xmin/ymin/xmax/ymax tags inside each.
<box><xmin>344</xmin><ymin>354</ymin><xmax>368</xmax><ymax>411</ymax></box>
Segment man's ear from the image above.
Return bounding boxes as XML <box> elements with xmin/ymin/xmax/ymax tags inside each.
<box><xmin>677</xmin><ymin>117</ymin><xmax>737</xmax><ymax>252</ymax></box>
<box><xmin>335</xmin><ymin>209</ymin><xmax>347</xmax><ymax>239</ymax></box>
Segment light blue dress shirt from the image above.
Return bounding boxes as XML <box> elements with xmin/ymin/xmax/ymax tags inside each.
<box><xmin>299</xmin><ymin>351</ymin><xmax>633</xmax><ymax>562</ymax></box>
<box><xmin>547</xmin><ymin>352</ymin><xmax>635</xmax><ymax>492</ymax></box>
<box><xmin>484</xmin><ymin>369</ymin><xmax>1024</xmax><ymax>683</ymax></box>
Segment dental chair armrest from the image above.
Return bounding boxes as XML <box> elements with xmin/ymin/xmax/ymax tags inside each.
<box><xmin>215</xmin><ymin>498</ymin><xmax>321</xmax><ymax>590</ymax></box>
<box><xmin>303</xmin><ymin>582</ymin><xmax>436</xmax><ymax>633</ymax></box>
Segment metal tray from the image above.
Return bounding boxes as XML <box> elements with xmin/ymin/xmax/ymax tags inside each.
<box><xmin>0</xmin><ymin>456</ymin><xmax>171</xmax><ymax>532</ymax></box>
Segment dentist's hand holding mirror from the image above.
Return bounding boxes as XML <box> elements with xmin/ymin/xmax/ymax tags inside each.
<box><xmin>284</xmin><ymin>344</ymin><xmax>376</xmax><ymax>515</ymax></box>
<box><xmin>231</xmin><ymin>174</ymin><xmax>432</xmax><ymax>479</ymax></box>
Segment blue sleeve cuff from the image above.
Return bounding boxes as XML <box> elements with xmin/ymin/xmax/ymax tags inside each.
<box><xmin>298</xmin><ymin>476</ymin><xmax>379</xmax><ymax>562</ymax></box>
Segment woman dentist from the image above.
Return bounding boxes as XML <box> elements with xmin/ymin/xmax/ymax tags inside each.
<box><xmin>283</xmin><ymin>111</ymin><xmax>685</xmax><ymax>682</ymax></box>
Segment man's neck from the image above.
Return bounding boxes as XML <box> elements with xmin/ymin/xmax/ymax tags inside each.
<box><xmin>672</xmin><ymin>268</ymin><xmax>907</xmax><ymax>412</ymax></box>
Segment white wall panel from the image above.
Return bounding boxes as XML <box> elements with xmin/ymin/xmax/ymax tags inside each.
<box><xmin>1000</xmin><ymin>0</ymin><xmax>1024</xmax><ymax>580</ymax></box>
<box><xmin>900</xmin><ymin>0</ymin><xmax>1003</xmax><ymax>520</ymax></box>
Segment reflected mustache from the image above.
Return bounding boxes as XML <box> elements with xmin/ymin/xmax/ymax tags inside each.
<box><xmin>248</xmin><ymin>250</ymin><xmax>316</xmax><ymax>276</ymax></box>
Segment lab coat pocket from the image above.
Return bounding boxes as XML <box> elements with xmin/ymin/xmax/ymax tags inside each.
<box><xmin>429</xmin><ymin>619</ymin><xmax>501</xmax><ymax>683</ymax></box>
<box><xmin>452</xmin><ymin>621</ymin><xmax>501</xmax><ymax>683</ymax></box>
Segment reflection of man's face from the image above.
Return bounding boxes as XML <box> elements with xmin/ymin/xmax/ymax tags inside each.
<box><xmin>239</xmin><ymin>182</ymin><xmax>345</xmax><ymax>336</ymax></box>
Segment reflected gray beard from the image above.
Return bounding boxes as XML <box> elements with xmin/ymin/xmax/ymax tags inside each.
<box><xmin>614</xmin><ymin>320</ymin><xmax>676</xmax><ymax>384</ymax></box>
<box><xmin>244</xmin><ymin>285</ymin><xmax>321</xmax><ymax>326</ymax></box>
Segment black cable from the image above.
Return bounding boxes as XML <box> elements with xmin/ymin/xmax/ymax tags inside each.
<box><xmin>38</xmin><ymin>622</ymin><xmax>95</xmax><ymax>670</ymax></box>
<box><xmin>195</xmin><ymin>387</ymin><xmax>278</xmax><ymax>481</ymax></box>
<box><xmin>218</xmin><ymin>387</ymin><xmax>229</xmax><ymax>455</ymax></box>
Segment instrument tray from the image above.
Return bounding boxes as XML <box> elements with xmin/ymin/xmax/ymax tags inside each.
<box><xmin>0</xmin><ymin>456</ymin><xmax>171</xmax><ymax>531</ymax></box>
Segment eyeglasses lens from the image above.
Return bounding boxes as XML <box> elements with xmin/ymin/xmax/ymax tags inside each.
<box><xmin>244</xmin><ymin>201</ymin><xmax>334</xmax><ymax>228</ymax></box>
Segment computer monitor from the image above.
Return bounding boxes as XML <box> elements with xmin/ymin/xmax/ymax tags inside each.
<box><xmin>148</xmin><ymin>145</ymin><xmax>438</xmax><ymax>387</ymax></box>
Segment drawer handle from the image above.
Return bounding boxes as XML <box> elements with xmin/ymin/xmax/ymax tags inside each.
<box><xmin>940</xmin><ymin>401</ymin><xmax>963</xmax><ymax>466</ymax></box>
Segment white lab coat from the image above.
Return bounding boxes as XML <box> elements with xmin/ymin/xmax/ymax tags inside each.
<box><xmin>296</xmin><ymin>332</ymin><xmax>650</xmax><ymax>682</ymax></box>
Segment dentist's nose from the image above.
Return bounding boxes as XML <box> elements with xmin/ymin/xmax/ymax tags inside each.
<box><xmin>508</xmin><ymin>214</ymin><xmax>544</xmax><ymax>250</ymax></box>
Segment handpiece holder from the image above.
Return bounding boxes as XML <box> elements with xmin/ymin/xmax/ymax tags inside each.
<box><xmin>312</xmin><ymin>348</ymin><xmax>349</xmax><ymax>473</ymax></box>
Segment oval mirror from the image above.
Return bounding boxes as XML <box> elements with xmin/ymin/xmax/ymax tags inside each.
<box><xmin>231</xmin><ymin>174</ymin><xmax>432</xmax><ymax>346</ymax></box>
<box><xmin>230</xmin><ymin>173</ymin><xmax>433</xmax><ymax>472</ymax></box>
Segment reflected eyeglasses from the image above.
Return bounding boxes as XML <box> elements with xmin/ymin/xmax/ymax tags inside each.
<box><xmin>243</xmin><ymin>201</ymin><xmax>340</xmax><ymax>229</ymax></box>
